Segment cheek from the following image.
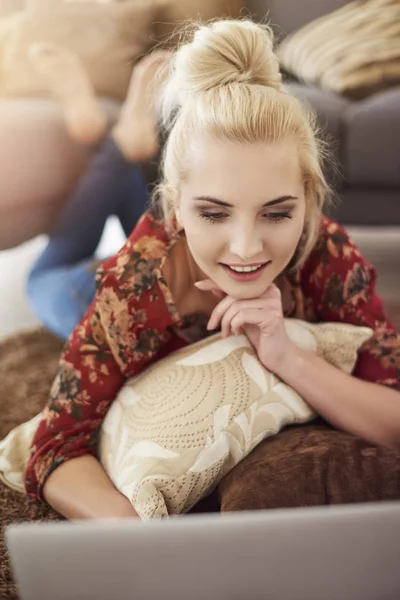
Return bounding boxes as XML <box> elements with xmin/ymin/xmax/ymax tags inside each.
<box><xmin>182</xmin><ymin>216</ymin><xmax>202</xmax><ymax>246</ymax></box>
<box><xmin>186</xmin><ymin>227</ymin><xmax>220</xmax><ymax>264</ymax></box>
<box><xmin>266</xmin><ymin>219</ymin><xmax>304</xmax><ymax>259</ymax></box>
<box><xmin>183</xmin><ymin>221</ymin><xmax>225</xmax><ymax>271</ymax></box>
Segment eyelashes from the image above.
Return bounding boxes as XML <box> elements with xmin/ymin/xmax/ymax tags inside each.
<box><xmin>199</xmin><ymin>212</ymin><xmax>226</xmax><ymax>224</ymax></box>
<box><xmin>199</xmin><ymin>211</ymin><xmax>294</xmax><ymax>224</ymax></box>
<box><xmin>266</xmin><ymin>211</ymin><xmax>294</xmax><ymax>223</ymax></box>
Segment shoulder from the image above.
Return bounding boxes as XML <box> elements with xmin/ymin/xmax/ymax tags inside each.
<box><xmin>90</xmin><ymin>213</ymin><xmax>178</xmax><ymax>370</ymax></box>
<box><xmin>95</xmin><ymin>212</ymin><xmax>171</xmax><ymax>300</ymax></box>
<box><xmin>299</xmin><ymin>216</ymin><xmax>376</xmax><ymax>314</ymax></box>
<box><xmin>297</xmin><ymin>218</ymin><xmax>399</xmax><ymax>390</ymax></box>
<box><xmin>305</xmin><ymin>216</ymin><xmax>365</xmax><ymax>267</ymax></box>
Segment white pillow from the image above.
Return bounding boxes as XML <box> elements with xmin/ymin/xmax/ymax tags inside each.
<box><xmin>99</xmin><ymin>319</ymin><xmax>372</xmax><ymax>518</ymax></box>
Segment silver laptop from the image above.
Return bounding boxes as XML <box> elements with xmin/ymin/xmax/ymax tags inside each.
<box><xmin>6</xmin><ymin>501</ymin><xmax>400</xmax><ymax>600</ymax></box>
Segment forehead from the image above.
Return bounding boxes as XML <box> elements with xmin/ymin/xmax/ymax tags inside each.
<box><xmin>183</xmin><ymin>134</ymin><xmax>302</xmax><ymax>199</ymax></box>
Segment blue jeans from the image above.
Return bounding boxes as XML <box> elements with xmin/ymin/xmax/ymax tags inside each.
<box><xmin>27</xmin><ymin>137</ymin><xmax>150</xmax><ymax>340</ymax></box>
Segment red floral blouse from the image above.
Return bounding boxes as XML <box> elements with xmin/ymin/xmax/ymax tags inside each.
<box><xmin>25</xmin><ymin>213</ymin><xmax>400</xmax><ymax>501</ymax></box>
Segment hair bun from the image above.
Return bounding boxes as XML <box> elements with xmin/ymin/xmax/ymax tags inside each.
<box><xmin>172</xmin><ymin>19</ymin><xmax>282</xmax><ymax>100</ymax></box>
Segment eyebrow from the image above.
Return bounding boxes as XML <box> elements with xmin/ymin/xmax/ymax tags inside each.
<box><xmin>193</xmin><ymin>195</ymin><xmax>298</xmax><ymax>208</ymax></box>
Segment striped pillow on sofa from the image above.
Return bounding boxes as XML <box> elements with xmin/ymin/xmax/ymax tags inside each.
<box><xmin>277</xmin><ymin>0</ymin><xmax>400</xmax><ymax>99</ymax></box>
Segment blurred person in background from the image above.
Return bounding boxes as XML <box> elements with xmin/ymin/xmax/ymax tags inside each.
<box><xmin>26</xmin><ymin>44</ymin><xmax>171</xmax><ymax>339</ymax></box>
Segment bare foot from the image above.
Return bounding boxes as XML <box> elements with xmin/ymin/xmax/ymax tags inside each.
<box><xmin>112</xmin><ymin>50</ymin><xmax>172</xmax><ymax>163</ymax></box>
<box><xmin>29</xmin><ymin>42</ymin><xmax>108</xmax><ymax>147</ymax></box>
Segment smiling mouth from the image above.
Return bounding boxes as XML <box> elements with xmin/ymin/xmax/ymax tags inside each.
<box><xmin>219</xmin><ymin>261</ymin><xmax>271</xmax><ymax>282</ymax></box>
<box><xmin>222</xmin><ymin>262</ymin><xmax>269</xmax><ymax>273</ymax></box>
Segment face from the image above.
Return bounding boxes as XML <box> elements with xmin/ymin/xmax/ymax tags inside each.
<box><xmin>178</xmin><ymin>135</ymin><xmax>306</xmax><ymax>300</ymax></box>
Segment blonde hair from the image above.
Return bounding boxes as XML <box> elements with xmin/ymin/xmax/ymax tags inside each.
<box><xmin>155</xmin><ymin>19</ymin><xmax>331</xmax><ymax>267</ymax></box>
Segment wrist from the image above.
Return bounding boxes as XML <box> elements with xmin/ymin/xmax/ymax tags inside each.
<box><xmin>273</xmin><ymin>342</ymin><xmax>308</xmax><ymax>382</ymax></box>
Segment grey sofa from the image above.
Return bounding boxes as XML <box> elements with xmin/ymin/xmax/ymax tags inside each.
<box><xmin>247</xmin><ymin>0</ymin><xmax>400</xmax><ymax>226</ymax></box>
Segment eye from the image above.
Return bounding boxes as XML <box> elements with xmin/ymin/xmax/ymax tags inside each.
<box><xmin>264</xmin><ymin>210</ymin><xmax>293</xmax><ymax>223</ymax></box>
<box><xmin>199</xmin><ymin>212</ymin><xmax>228</xmax><ymax>224</ymax></box>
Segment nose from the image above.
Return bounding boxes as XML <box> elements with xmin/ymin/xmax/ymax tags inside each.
<box><xmin>229</xmin><ymin>222</ymin><xmax>264</xmax><ymax>261</ymax></box>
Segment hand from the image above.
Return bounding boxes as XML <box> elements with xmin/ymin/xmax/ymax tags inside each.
<box><xmin>195</xmin><ymin>279</ymin><xmax>297</xmax><ymax>376</ymax></box>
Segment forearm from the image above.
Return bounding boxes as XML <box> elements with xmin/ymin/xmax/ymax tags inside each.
<box><xmin>276</xmin><ymin>347</ymin><xmax>400</xmax><ymax>450</ymax></box>
<box><xmin>43</xmin><ymin>455</ymin><xmax>139</xmax><ymax>520</ymax></box>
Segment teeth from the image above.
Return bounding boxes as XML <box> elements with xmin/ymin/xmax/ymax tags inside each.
<box><xmin>228</xmin><ymin>265</ymin><xmax>262</xmax><ymax>273</ymax></box>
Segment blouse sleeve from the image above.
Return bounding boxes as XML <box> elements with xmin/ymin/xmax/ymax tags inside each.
<box><xmin>299</xmin><ymin>217</ymin><xmax>400</xmax><ymax>391</ymax></box>
<box><xmin>25</xmin><ymin>215</ymin><xmax>181</xmax><ymax>501</ymax></box>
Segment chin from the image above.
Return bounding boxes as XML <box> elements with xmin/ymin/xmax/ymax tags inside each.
<box><xmin>222</xmin><ymin>278</ymin><xmax>272</xmax><ymax>300</ymax></box>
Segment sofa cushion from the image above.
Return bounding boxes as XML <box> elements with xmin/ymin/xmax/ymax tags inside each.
<box><xmin>284</xmin><ymin>81</ymin><xmax>349</xmax><ymax>187</ymax></box>
<box><xmin>248</xmin><ymin>0</ymin><xmax>350</xmax><ymax>38</ymax></box>
<box><xmin>151</xmin><ymin>0</ymin><xmax>242</xmax><ymax>45</ymax></box>
<box><xmin>285</xmin><ymin>82</ymin><xmax>349</xmax><ymax>141</ymax></box>
<box><xmin>0</xmin><ymin>1</ymin><xmax>159</xmax><ymax>101</ymax></box>
<box><xmin>277</xmin><ymin>0</ymin><xmax>400</xmax><ymax>100</ymax></box>
<box><xmin>343</xmin><ymin>87</ymin><xmax>400</xmax><ymax>188</ymax></box>
<box><xmin>285</xmin><ymin>81</ymin><xmax>400</xmax><ymax>190</ymax></box>
<box><xmin>61</xmin><ymin>0</ymin><xmax>242</xmax><ymax>45</ymax></box>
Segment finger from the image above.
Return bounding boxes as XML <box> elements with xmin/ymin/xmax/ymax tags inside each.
<box><xmin>229</xmin><ymin>308</ymin><xmax>269</xmax><ymax>334</ymax></box>
<box><xmin>219</xmin><ymin>300</ymin><xmax>268</xmax><ymax>338</ymax></box>
<box><xmin>212</xmin><ymin>296</ymin><xmax>280</xmax><ymax>334</ymax></box>
<box><xmin>207</xmin><ymin>295</ymin><xmax>237</xmax><ymax>331</ymax></box>
<box><xmin>231</xmin><ymin>308</ymin><xmax>284</xmax><ymax>336</ymax></box>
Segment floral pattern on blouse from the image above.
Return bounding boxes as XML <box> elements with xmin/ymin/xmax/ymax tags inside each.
<box><xmin>24</xmin><ymin>214</ymin><xmax>400</xmax><ymax>501</ymax></box>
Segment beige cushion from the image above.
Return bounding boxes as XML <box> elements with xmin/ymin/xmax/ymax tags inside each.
<box><xmin>91</xmin><ymin>0</ymin><xmax>242</xmax><ymax>41</ymax></box>
<box><xmin>0</xmin><ymin>319</ymin><xmax>372</xmax><ymax>517</ymax></box>
<box><xmin>0</xmin><ymin>1</ymin><xmax>159</xmax><ymax>100</ymax></box>
<box><xmin>151</xmin><ymin>0</ymin><xmax>242</xmax><ymax>46</ymax></box>
<box><xmin>277</xmin><ymin>0</ymin><xmax>400</xmax><ymax>100</ymax></box>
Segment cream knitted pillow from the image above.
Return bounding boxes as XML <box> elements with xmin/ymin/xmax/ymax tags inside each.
<box><xmin>0</xmin><ymin>319</ymin><xmax>372</xmax><ymax>517</ymax></box>
<box><xmin>0</xmin><ymin>1</ymin><xmax>159</xmax><ymax>100</ymax></box>
<box><xmin>99</xmin><ymin>319</ymin><xmax>372</xmax><ymax>518</ymax></box>
<box><xmin>277</xmin><ymin>0</ymin><xmax>400</xmax><ymax>99</ymax></box>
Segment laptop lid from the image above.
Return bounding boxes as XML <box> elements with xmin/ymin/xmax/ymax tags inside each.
<box><xmin>6</xmin><ymin>501</ymin><xmax>400</xmax><ymax>600</ymax></box>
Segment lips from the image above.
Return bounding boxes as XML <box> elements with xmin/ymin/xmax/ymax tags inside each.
<box><xmin>226</xmin><ymin>262</ymin><xmax>266</xmax><ymax>272</ymax></box>
<box><xmin>220</xmin><ymin>261</ymin><xmax>271</xmax><ymax>282</ymax></box>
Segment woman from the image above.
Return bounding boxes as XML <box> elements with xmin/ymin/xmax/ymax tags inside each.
<box><xmin>25</xmin><ymin>19</ymin><xmax>400</xmax><ymax>520</ymax></box>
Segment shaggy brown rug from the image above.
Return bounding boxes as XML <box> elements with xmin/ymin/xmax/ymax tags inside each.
<box><xmin>1</xmin><ymin>327</ymin><xmax>400</xmax><ymax>599</ymax></box>
<box><xmin>0</xmin><ymin>329</ymin><xmax>63</xmax><ymax>599</ymax></box>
